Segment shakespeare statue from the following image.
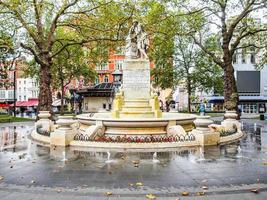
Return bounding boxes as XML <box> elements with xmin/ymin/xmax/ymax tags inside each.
<box><xmin>125</xmin><ymin>21</ymin><xmax>149</xmax><ymax>59</ymax></box>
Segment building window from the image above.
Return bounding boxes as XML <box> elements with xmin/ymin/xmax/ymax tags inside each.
<box><xmin>233</xmin><ymin>54</ymin><xmax>237</xmax><ymax>64</ymax></box>
<box><xmin>0</xmin><ymin>90</ymin><xmax>5</xmax><ymax>98</ymax></box>
<box><xmin>250</xmin><ymin>53</ymin><xmax>255</xmax><ymax>64</ymax></box>
<box><xmin>19</xmin><ymin>95</ymin><xmax>21</xmax><ymax>101</ymax></box>
<box><xmin>8</xmin><ymin>91</ymin><xmax>13</xmax><ymax>99</ymax></box>
<box><xmin>103</xmin><ymin>103</ymin><xmax>106</xmax><ymax>109</ymax></box>
<box><xmin>96</xmin><ymin>62</ymin><xmax>109</xmax><ymax>71</ymax></box>
<box><xmin>115</xmin><ymin>60</ymin><xmax>123</xmax><ymax>70</ymax></box>
<box><xmin>24</xmin><ymin>80</ymin><xmax>26</xmax><ymax>84</ymax></box>
<box><xmin>104</xmin><ymin>76</ymin><xmax>109</xmax><ymax>83</ymax></box>
<box><xmin>242</xmin><ymin>50</ymin><xmax>246</xmax><ymax>64</ymax></box>
<box><xmin>24</xmin><ymin>95</ymin><xmax>26</xmax><ymax>100</ymax></box>
<box><xmin>24</xmin><ymin>87</ymin><xmax>26</xmax><ymax>92</ymax></box>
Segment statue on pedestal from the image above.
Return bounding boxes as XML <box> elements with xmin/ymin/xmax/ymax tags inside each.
<box><xmin>125</xmin><ymin>21</ymin><xmax>149</xmax><ymax>59</ymax></box>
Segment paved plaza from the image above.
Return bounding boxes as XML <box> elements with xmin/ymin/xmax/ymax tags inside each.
<box><xmin>0</xmin><ymin>119</ymin><xmax>267</xmax><ymax>199</ymax></box>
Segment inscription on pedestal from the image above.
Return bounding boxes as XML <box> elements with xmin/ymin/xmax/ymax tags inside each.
<box><xmin>123</xmin><ymin>59</ymin><xmax>150</xmax><ymax>100</ymax></box>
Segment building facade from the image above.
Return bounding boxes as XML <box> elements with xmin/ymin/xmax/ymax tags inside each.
<box><xmin>17</xmin><ymin>78</ymin><xmax>39</xmax><ymax>101</ymax></box>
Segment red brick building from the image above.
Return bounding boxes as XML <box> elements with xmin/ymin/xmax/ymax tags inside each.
<box><xmin>94</xmin><ymin>50</ymin><xmax>154</xmax><ymax>84</ymax></box>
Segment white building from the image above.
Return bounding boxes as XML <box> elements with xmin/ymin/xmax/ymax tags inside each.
<box><xmin>17</xmin><ymin>78</ymin><xmax>39</xmax><ymax>101</ymax></box>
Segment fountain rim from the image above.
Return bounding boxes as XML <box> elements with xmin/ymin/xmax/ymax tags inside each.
<box><xmin>76</xmin><ymin>112</ymin><xmax>197</xmax><ymax>122</ymax></box>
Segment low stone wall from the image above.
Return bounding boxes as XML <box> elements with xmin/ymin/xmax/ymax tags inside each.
<box><xmin>219</xmin><ymin>130</ymin><xmax>244</xmax><ymax>145</ymax></box>
<box><xmin>69</xmin><ymin>140</ymin><xmax>200</xmax><ymax>149</ymax></box>
<box><xmin>30</xmin><ymin>111</ymin><xmax>244</xmax><ymax>148</ymax></box>
<box><xmin>31</xmin><ymin>130</ymin><xmax>51</xmax><ymax>144</ymax></box>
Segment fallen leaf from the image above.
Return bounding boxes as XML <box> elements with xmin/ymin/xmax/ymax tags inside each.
<box><xmin>108</xmin><ymin>171</ymin><xmax>112</xmax><ymax>175</ymax></box>
<box><xmin>128</xmin><ymin>183</ymin><xmax>134</xmax><ymax>186</ymax></box>
<box><xmin>261</xmin><ymin>162</ymin><xmax>267</xmax><ymax>165</ymax></box>
<box><xmin>202</xmin><ymin>186</ymin><xmax>208</xmax><ymax>190</ymax></box>
<box><xmin>181</xmin><ymin>191</ymin><xmax>189</xmax><ymax>196</ymax></box>
<box><xmin>0</xmin><ymin>176</ymin><xmax>4</xmax><ymax>181</ymax></box>
<box><xmin>250</xmin><ymin>189</ymin><xmax>259</xmax><ymax>193</ymax></box>
<box><xmin>196</xmin><ymin>191</ymin><xmax>205</xmax><ymax>196</ymax></box>
<box><xmin>134</xmin><ymin>164</ymin><xmax>139</xmax><ymax>168</ymax></box>
<box><xmin>132</xmin><ymin>160</ymin><xmax>140</xmax><ymax>164</ymax></box>
<box><xmin>136</xmin><ymin>182</ymin><xmax>143</xmax><ymax>186</ymax></box>
<box><xmin>146</xmin><ymin>193</ymin><xmax>156</xmax><ymax>199</ymax></box>
<box><xmin>105</xmin><ymin>191</ymin><xmax>112</xmax><ymax>196</ymax></box>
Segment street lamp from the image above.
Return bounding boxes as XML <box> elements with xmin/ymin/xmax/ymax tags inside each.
<box><xmin>13</xmin><ymin>67</ymin><xmax>16</xmax><ymax>117</ymax></box>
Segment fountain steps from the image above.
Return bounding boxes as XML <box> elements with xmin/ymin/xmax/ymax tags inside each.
<box><xmin>123</xmin><ymin>100</ymin><xmax>150</xmax><ymax>107</ymax></box>
<box><xmin>119</xmin><ymin>111</ymin><xmax>155</xmax><ymax>118</ymax></box>
<box><xmin>121</xmin><ymin>106</ymin><xmax>152</xmax><ymax>112</ymax></box>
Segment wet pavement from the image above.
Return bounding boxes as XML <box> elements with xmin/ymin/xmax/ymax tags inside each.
<box><xmin>0</xmin><ymin>120</ymin><xmax>267</xmax><ymax>198</ymax></box>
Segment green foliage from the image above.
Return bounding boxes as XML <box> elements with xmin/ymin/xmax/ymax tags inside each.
<box><xmin>51</xmin><ymin>29</ymin><xmax>97</xmax><ymax>90</ymax></box>
<box><xmin>0</xmin><ymin>30</ymin><xmax>20</xmax><ymax>88</ymax></box>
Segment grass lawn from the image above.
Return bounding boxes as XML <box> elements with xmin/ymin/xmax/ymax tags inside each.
<box><xmin>0</xmin><ymin>114</ymin><xmax>34</xmax><ymax>123</ymax></box>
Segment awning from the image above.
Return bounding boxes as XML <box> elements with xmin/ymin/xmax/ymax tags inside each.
<box><xmin>0</xmin><ymin>103</ymin><xmax>9</xmax><ymax>108</ymax></box>
<box><xmin>10</xmin><ymin>98</ymin><xmax>38</xmax><ymax>107</ymax></box>
<box><xmin>206</xmin><ymin>96</ymin><xmax>267</xmax><ymax>103</ymax></box>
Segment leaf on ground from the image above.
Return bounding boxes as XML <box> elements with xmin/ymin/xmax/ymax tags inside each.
<box><xmin>181</xmin><ymin>191</ymin><xmax>189</xmax><ymax>196</ymax></box>
<box><xmin>128</xmin><ymin>183</ymin><xmax>134</xmax><ymax>186</ymax></box>
<box><xmin>202</xmin><ymin>186</ymin><xmax>208</xmax><ymax>190</ymax></box>
<box><xmin>0</xmin><ymin>176</ymin><xmax>4</xmax><ymax>181</ymax></box>
<box><xmin>196</xmin><ymin>191</ymin><xmax>205</xmax><ymax>196</ymax></box>
<box><xmin>261</xmin><ymin>162</ymin><xmax>267</xmax><ymax>165</ymax></box>
<box><xmin>146</xmin><ymin>193</ymin><xmax>156</xmax><ymax>199</ymax></box>
<box><xmin>250</xmin><ymin>189</ymin><xmax>259</xmax><ymax>193</ymax></box>
<box><xmin>105</xmin><ymin>191</ymin><xmax>112</xmax><ymax>196</ymax></box>
<box><xmin>136</xmin><ymin>182</ymin><xmax>143</xmax><ymax>186</ymax></box>
<box><xmin>134</xmin><ymin>164</ymin><xmax>139</xmax><ymax>168</ymax></box>
<box><xmin>132</xmin><ymin>160</ymin><xmax>140</xmax><ymax>164</ymax></box>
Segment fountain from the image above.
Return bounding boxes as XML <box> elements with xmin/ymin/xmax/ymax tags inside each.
<box><xmin>31</xmin><ymin>21</ymin><xmax>244</xmax><ymax>149</ymax></box>
<box><xmin>74</xmin><ymin>21</ymin><xmax>196</xmax><ymax>148</ymax></box>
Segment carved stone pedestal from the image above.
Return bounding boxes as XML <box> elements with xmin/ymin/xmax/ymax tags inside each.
<box><xmin>35</xmin><ymin>111</ymin><xmax>53</xmax><ymax>132</ymax></box>
<box><xmin>191</xmin><ymin>116</ymin><xmax>220</xmax><ymax>146</ymax></box>
<box><xmin>221</xmin><ymin>111</ymin><xmax>241</xmax><ymax>131</ymax></box>
<box><xmin>50</xmin><ymin>116</ymin><xmax>76</xmax><ymax>146</ymax></box>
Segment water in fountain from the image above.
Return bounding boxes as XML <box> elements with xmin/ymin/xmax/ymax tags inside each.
<box><xmin>105</xmin><ymin>151</ymin><xmax>115</xmax><ymax>163</ymax></box>
<box><xmin>152</xmin><ymin>152</ymin><xmax>160</xmax><ymax>163</ymax></box>
<box><xmin>61</xmin><ymin>151</ymin><xmax>68</xmax><ymax>162</ymax></box>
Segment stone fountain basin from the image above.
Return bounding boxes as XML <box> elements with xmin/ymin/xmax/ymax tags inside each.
<box><xmin>77</xmin><ymin>112</ymin><xmax>197</xmax><ymax>135</ymax></box>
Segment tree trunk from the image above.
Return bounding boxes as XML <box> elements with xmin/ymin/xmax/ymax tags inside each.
<box><xmin>60</xmin><ymin>80</ymin><xmax>65</xmax><ymax>115</ymax></box>
<box><xmin>38</xmin><ymin>64</ymin><xmax>52</xmax><ymax>112</ymax></box>
<box><xmin>223</xmin><ymin>63</ymin><xmax>238</xmax><ymax>111</ymax></box>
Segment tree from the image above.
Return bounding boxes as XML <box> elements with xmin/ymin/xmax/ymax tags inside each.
<box><xmin>0</xmin><ymin>0</ymin><xmax>132</xmax><ymax>112</ymax></box>
<box><xmin>51</xmin><ymin>41</ymin><xmax>97</xmax><ymax>115</ymax></box>
<box><xmin>184</xmin><ymin>0</ymin><xmax>267</xmax><ymax>110</ymax></box>
<box><xmin>173</xmin><ymin>36</ymin><xmax>223</xmax><ymax>112</ymax></box>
